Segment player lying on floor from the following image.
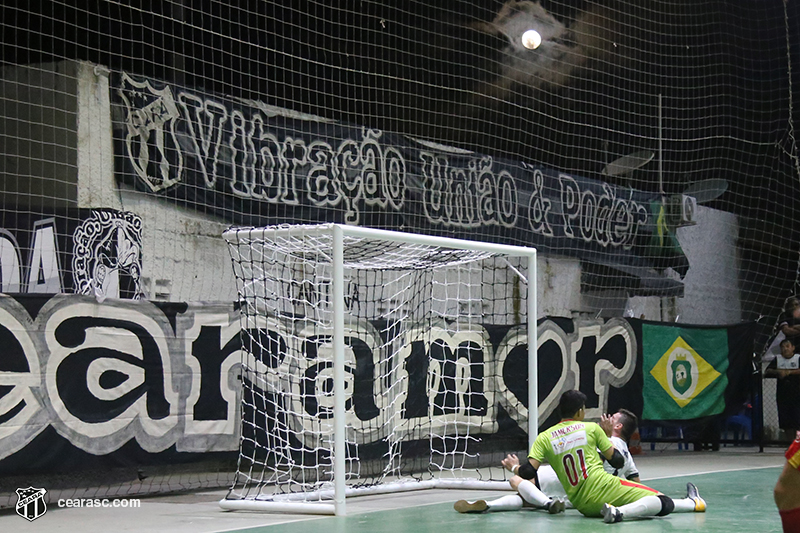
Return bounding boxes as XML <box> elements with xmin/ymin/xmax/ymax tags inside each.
<box><xmin>454</xmin><ymin>408</ymin><xmax>642</xmax><ymax>514</ymax></box>
<box><xmin>454</xmin><ymin>391</ymin><xmax>706</xmax><ymax>522</ymax></box>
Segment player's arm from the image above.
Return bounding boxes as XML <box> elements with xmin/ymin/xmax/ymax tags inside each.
<box><xmin>596</xmin><ymin>425</ymin><xmax>626</xmax><ymax>469</ymax></box>
<box><xmin>764</xmin><ymin>359</ymin><xmax>780</xmax><ymax>379</ymax></box>
<box><xmin>781</xmin><ymin>323</ymin><xmax>800</xmax><ymax>336</ymax></box>
<box><xmin>512</xmin><ymin>434</ymin><xmax>546</xmax><ymax>481</ymax></box>
<box><xmin>600</xmin><ymin>413</ymin><xmax>614</xmax><ymax>436</ymax></box>
<box><xmin>775</xmin><ymin>435</ymin><xmax>800</xmax><ymax>515</ymax></box>
<box><xmin>501</xmin><ymin>453</ymin><xmax>541</xmax><ymax>481</ymax></box>
<box><xmin>511</xmin><ymin>457</ymin><xmax>541</xmax><ymax>482</ymax></box>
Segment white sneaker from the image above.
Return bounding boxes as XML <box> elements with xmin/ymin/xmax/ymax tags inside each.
<box><xmin>454</xmin><ymin>499</ymin><xmax>488</xmax><ymax>513</ymax></box>
<box><xmin>602</xmin><ymin>503</ymin><xmax>623</xmax><ymax>523</ymax></box>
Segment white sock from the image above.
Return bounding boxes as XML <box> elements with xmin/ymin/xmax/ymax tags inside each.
<box><xmin>616</xmin><ymin>495</ymin><xmax>665</xmax><ymax>519</ymax></box>
<box><xmin>516</xmin><ymin>479</ymin><xmax>552</xmax><ymax>508</ymax></box>
<box><xmin>672</xmin><ymin>497</ymin><xmax>697</xmax><ymax>513</ymax></box>
<box><xmin>486</xmin><ymin>494</ymin><xmax>523</xmax><ymax>511</ymax></box>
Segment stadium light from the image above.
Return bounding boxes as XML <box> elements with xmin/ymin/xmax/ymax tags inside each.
<box><xmin>521</xmin><ymin>29</ymin><xmax>542</xmax><ymax>49</ymax></box>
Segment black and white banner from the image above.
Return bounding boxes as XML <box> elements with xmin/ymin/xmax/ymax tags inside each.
<box><xmin>0</xmin><ymin>208</ymin><xmax>145</xmax><ymax>301</ymax></box>
<box><xmin>0</xmin><ymin>294</ymin><xmax>754</xmax><ymax>478</ymax></box>
<box><xmin>0</xmin><ymin>294</ymin><xmax>655</xmax><ymax>475</ymax></box>
<box><xmin>111</xmin><ymin>72</ymin><xmax>688</xmax><ymax>291</ymax></box>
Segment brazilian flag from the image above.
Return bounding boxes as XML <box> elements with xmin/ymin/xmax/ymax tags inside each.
<box><xmin>642</xmin><ymin>323</ymin><xmax>752</xmax><ymax>421</ymax></box>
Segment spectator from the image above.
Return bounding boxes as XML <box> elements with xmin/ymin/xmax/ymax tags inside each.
<box><xmin>765</xmin><ymin>338</ymin><xmax>800</xmax><ymax>442</ymax></box>
<box><xmin>778</xmin><ymin>297</ymin><xmax>800</xmax><ymax>353</ymax></box>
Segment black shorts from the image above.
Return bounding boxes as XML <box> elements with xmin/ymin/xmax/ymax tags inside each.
<box><xmin>777</xmin><ymin>399</ymin><xmax>800</xmax><ymax>430</ymax></box>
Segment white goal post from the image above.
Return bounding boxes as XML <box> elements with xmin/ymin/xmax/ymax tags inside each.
<box><xmin>220</xmin><ymin>224</ymin><xmax>538</xmax><ymax>516</ymax></box>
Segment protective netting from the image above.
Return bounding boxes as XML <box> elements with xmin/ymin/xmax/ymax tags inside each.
<box><xmin>223</xmin><ymin>224</ymin><xmax>532</xmax><ymax>506</ymax></box>
<box><xmin>0</xmin><ymin>1</ymin><xmax>797</xmax><ymax>322</ymax></box>
<box><xmin>1</xmin><ymin>0</ymin><xmax>799</xmax><ymax>508</ymax></box>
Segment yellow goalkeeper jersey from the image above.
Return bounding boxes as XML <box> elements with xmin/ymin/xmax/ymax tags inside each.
<box><xmin>528</xmin><ymin>419</ymin><xmax>614</xmax><ymax>510</ymax></box>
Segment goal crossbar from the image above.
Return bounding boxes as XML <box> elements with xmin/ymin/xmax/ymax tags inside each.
<box><xmin>222</xmin><ymin>223</ymin><xmax>541</xmax><ymax>259</ymax></box>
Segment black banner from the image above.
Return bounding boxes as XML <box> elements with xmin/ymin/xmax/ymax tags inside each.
<box><xmin>111</xmin><ymin>73</ymin><xmax>687</xmax><ymax>294</ymax></box>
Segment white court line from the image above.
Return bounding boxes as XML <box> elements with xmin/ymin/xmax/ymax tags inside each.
<box><xmin>205</xmin><ymin>515</ymin><xmax>328</xmax><ymax>533</ymax></box>
<box><xmin>643</xmin><ymin>463</ymin><xmax>784</xmax><ymax>481</ymax></box>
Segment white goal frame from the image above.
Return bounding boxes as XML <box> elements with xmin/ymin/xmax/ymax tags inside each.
<box><xmin>220</xmin><ymin>223</ymin><xmax>539</xmax><ymax>516</ymax></box>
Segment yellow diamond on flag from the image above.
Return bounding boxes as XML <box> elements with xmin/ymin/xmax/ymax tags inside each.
<box><xmin>649</xmin><ymin>336</ymin><xmax>721</xmax><ymax>408</ymax></box>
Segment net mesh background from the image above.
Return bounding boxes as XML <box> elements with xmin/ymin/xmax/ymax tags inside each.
<box><xmin>1</xmin><ymin>0</ymin><xmax>799</xmax><ymax>505</ymax></box>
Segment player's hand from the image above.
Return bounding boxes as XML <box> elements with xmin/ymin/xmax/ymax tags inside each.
<box><xmin>600</xmin><ymin>413</ymin><xmax>614</xmax><ymax>436</ymax></box>
<box><xmin>502</xmin><ymin>453</ymin><xmax>520</xmax><ymax>473</ymax></box>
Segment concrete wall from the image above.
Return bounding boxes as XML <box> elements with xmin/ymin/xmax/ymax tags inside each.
<box><xmin>674</xmin><ymin>205</ymin><xmax>741</xmax><ymax>324</ymax></box>
<box><xmin>539</xmin><ymin>256</ymin><xmax>583</xmax><ymax>318</ymax></box>
<box><xmin>0</xmin><ymin>61</ymin><xmax>79</xmax><ymax>208</ymax></box>
<box><xmin>72</xmin><ymin>61</ymin><xmax>236</xmax><ymax>302</ymax></box>
<box><xmin>113</xmin><ymin>186</ymin><xmax>235</xmax><ymax>302</ymax></box>
<box><xmin>76</xmin><ymin>63</ymin><xmax>119</xmax><ymax>210</ymax></box>
<box><xmin>585</xmin><ymin>205</ymin><xmax>742</xmax><ymax>325</ymax></box>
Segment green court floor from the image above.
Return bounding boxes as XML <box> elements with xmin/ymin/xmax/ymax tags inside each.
<box><xmin>228</xmin><ymin>467</ymin><xmax>783</xmax><ymax>533</ymax></box>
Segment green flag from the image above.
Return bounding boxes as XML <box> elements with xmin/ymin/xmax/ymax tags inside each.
<box><xmin>642</xmin><ymin>324</ymin><xmax>729</xmax><ymax>420</ymax></box>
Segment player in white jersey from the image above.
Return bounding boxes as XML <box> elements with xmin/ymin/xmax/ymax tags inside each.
<box><xmin>603</xmin><ymin>409</ymin><xmax>640</xmax><ymax>482</ymax></box>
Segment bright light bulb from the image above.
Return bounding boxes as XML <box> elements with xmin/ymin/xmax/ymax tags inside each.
<box><xmin>521</xmin><ymin>29</ymin><xmax>542</xmax><ymax>50</ymax></box>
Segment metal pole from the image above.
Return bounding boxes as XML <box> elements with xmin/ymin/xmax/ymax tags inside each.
<box><xmin>332</xmin><ymin>225</ymin><xmax>347</xmax><ymax>516</ymax></box>
<box><xmin>527</xmin><ymin>251</ymin><xmax>538</xmax><ymax>451</ymax></box>
<box><xmin>169</xmin><ymin>0</ymin><xmax>186</xmax><ymax>87</ymax></box>
<box><xmin>756</xmin><ymin>359</ymin><xmax>764</xmax><ymax>452</ymax></box>
<box><xmin>658</xmin><ymin>93</ymin><xmax>664</xmax><ymax>196</ymax></box>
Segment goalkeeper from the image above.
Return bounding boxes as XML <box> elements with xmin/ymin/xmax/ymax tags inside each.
<box><xmin>454</xmin><ymin>408</ymin><xmax>640</xmax><ymax>514</ymax></box>
<box><xmin>455</xmin><ymin>391</ymin><xmax>705</xmax><ymax>522</ymax></box>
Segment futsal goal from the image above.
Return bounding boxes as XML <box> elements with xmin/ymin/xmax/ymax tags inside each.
<box><xmin>220</xmin><ymin>224</ymin><xmax>538</xmax><ymax>515</ymax></box>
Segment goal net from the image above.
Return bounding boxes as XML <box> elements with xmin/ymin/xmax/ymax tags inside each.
<box><xmin>221</xmin><ymin>224</ymin><xmax>537</xmax><ymax>515</ymax></box>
